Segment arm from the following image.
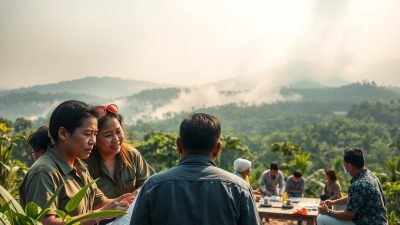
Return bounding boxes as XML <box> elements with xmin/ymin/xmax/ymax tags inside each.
<box><xmin>278</xmin><ymin>173</ymin><xmax>285</xmax><ymax>194</ymax></box>
<box><xmin>42</xmin><ymin>194</ymin><xmax>132</xmax><ymax>225</ymax></box>
<box><xmin>288</xmin><ymin>179</ymin><xmax>306</xmax><ymax>195</ymax></box>
<box><xmin>131</xmin><ymin>148</ymin><xmax>156</xmax><ymax>189</ymax></box>
<box><xmin>318</xmin><ymin>203</ymin><xmax>355</xmax><ymax>221</ymax></box>
<box><xmin>130</xmin><ymin>185</ymin><xmax>151</xmax><ymax>225</ymax></box>
<box><xmin>237</xmin><ymin>189</ymin><xmax>263</xmax><ymax>225</ymax></box>
<box><xmin>323</xmin><ymin>196</ymin><xmax>348</xmax><ymax>206</ymax></box>
<box><xmin>258</xmin><ymin>172</ymin><xmax>271</xmax><ymax>196</ymax></box>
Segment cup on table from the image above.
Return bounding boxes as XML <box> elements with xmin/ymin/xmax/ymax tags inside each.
<box><xmin>286</xmin><ymin>199</ymin><xmax>292</xmax><ymax>205</ymax></box>
<box><xmin>263</xmin><ymin>197</ymin><xmax>270</xmax><ymax>205</ymax></box>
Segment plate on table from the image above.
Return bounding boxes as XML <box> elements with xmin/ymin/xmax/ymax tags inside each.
<box><xmin>288</xmin><ymin>197</ymin><xmax>301</xmax><ymax>203</ymax></box>
<box><xmin>281</xmin><ymin>204</ymin><xmax>294</xmax><ymax>209</ymax></box>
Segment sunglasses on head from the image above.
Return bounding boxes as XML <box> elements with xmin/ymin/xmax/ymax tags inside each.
<box><xmin>95</xmin><ymin>104</ymin><xmax>119</xmax><ymax>117</ymax></box>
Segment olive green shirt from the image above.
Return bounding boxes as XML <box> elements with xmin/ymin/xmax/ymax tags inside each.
<box><xmin>92</xmin><ymin>148</ymin><xmax>155</xmax><ymax>198</ymax></box>
<box><xmin>19</xmin><ymin>147</ymin><xmax>106</xmax><ymax>216</ymax></box>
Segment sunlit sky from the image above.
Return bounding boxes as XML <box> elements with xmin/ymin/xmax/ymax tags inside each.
<box><xmin>1</xmin><ymin>0</ymin><xmax>400</xmax><ymax>88</ymax></box>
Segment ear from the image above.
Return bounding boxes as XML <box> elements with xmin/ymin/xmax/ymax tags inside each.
<box><xmin>176</xmin><ymin>137</ymin><xmax>184</xmax><ymax>156</ymax></box>
<box><xmin>58</xmin><ymin>127</ymin><xmax>69</xmax><ymax>142</ymax></box>
<box><xmin>211</xmin><ymin>141</ymin><xmax>222</xmax><ymax>160</ymax></box>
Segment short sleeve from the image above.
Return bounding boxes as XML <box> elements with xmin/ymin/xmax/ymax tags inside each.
<box><xmin>131</xmin><ymin>148</ymin><xmax>156</xmax><ymax>188</ymax></box>
<box><xmin>20</xmin><ymin>171</ymin><xmax>58</xmax><ymax>214</ymax></box>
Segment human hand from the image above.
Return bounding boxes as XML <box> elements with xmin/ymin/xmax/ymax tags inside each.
<box><xmin>101</xmin><ymin>194</ymin><xmax>132</xmax><ymax>211</ymax></box>
<box><xmin>318</xmin><ymin>202</ymin><xmax>329</xmax><ymax>215</ymax></box>
<box><xmin>321</xmin><ymin>199</ymin><xmax>334</xmax><ymax>207</ymax></box>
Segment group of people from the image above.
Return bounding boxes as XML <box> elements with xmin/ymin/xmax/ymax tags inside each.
<box><xmin>233</xmin><ymin>159</ymin><xmax>306</xmax><ymax>199</ymax></box>
<box><xmin>22</xmin><ymin>100</ymin><xmax>155</xmax><ymax>224</ymax></box>
<box><xmin>22</xmin><ymin>100</ymin><xmax>388</xmax><ymax>225</ymax></box>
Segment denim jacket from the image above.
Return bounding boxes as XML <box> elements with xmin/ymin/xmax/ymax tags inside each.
<box><xmin>130</xmin><ymin>154</ymin><xmax>262</xmax><ymax>225</ymax></box>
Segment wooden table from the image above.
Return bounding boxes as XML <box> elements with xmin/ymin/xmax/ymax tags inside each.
<box><xmin>257</xmin><ymin>198</ymin><xmax>320</xmax><ymax>225</ymax></box>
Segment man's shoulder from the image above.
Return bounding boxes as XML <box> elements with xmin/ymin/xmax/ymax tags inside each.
<box><xmin>144</xmin><ymin>165</ymin><xmax>251</xmax><ymax>190</ymax></box>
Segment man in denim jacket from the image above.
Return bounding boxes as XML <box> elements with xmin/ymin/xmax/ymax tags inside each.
<box><xmin>130</xmin><ymin>113</ymin><xmax>262</xmax><ymax>225</ymax></box>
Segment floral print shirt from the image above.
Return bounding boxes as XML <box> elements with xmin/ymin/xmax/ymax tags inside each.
<box><xmin>347</xmin><ymin>169</ymin><xmax>387</xmax><ymax>225</ymax></box>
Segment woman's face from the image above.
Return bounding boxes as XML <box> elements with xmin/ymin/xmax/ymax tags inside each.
<box><xmin>96</xmin><ymin>117</ymin><xmax>124</xmax><ymax>157</ymax></box>
<box><xmin>325</xmin><ymin>173</ymin><xmax>331</xmax><ymax>182</ymax></box>
<box><xmin>64</xmin><ymin>117</ymin><xmax>98</xmax><ymax>160</ymax></box>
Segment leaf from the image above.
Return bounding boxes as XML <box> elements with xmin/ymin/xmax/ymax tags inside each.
<box><xmin>0</xmin><ymin>212</ymin><xmax>11</xmax><ymax>225</ymax></box>
<box><xmin>65</xmin><ymin>210</ymin><xmax>126</xmax><ymax>225</ymax></box>
<box><xmin>0</xmin><ymin>185</ymin><xmax>24</xmax><ymax>214</ymax></box>
<box><xmin>65</xmin><ymin>179</ymin><xmax>98</xmax><ymax>212</ymax></box>
<box><xmin>25</xmin><ymin>202</ymin><xmax>40</xmax><ymax>218</ymax></box>
<box><xmin>34</xmin><ymin>208</ymin><xmax>50</xmax><ymax>221</ymax></box>
<box><xmin>54</xmin><ymin>210</ymin><xmax>67</xmax><ymax>220</ymax></box>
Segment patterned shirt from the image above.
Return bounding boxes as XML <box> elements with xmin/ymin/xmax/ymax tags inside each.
<box><xmin>347</xmin><ymin>169</ymin><xmax>387</xmax><ymax>225</ymax></box>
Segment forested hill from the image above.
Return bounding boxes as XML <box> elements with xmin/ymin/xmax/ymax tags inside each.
<box><xmin>6</xmin><ymin>76</ymin><xmax>171</xmax><ymax>99</ymax></box>
<box><xmin>281</xmin><ymin>82</ymin><xmax>400</xmax><ymax>103</ymax></box>
<box><xmin>1</xmin><ymin>80</ymin><xmax>400</xmax><ymax>122</ymax></box>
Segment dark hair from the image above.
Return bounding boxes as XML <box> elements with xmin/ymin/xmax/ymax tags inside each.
<box><xmin>344</xmin><ymin>147</ymin><xmax>365</xmax><ymax>169</ymax></box>
<box><xmin>325</xmin><ymin>169</ymin><xmax>337</xmax><ymax>181</ymax></box>
<box><xmin>293</xmin><ymin>170</ymin><xmax>302</xmax><ymax>178</ymax></box>
<box><xmin>87</xmin><ymin>109</ymin><xmax>134</xmax><ymax>178</ymax></box>
<box><xmin>270</xmin><ymin>162</ymin><xmax>279</xmax><ymax>171</ymax></box>
<box><xmin>28</xmin><ymin>125</ymin><xmax>50</xmax><ymax>152</ymax></box>
<box><xmin>179</xmin><ymin>113</ymin><xmax>221</xmax><ymax>154</ymax></box>
<box><xmin>49</xmin><ymin>100</ymin><xmax>97</xmax><ymax>143</ymax></box>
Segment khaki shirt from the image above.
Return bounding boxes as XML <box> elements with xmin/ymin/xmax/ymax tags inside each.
<box><xmin>93</xmin><ymin>148</ymin><xmax>155</xmax><ymax>198</ymax></box>
<box><xmin>19</xmin><ymin>147</ymin><xmax>106</xmax><ymax>216</ymax></box>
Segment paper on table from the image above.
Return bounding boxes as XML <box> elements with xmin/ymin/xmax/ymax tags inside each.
<box><xmin>109</xmin><ymin>195</ymin><xmax>138</xmax><ymax>225</ymax></box>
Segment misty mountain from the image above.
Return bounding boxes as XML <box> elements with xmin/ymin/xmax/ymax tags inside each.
<box><xmin>10</xmin><ymin>76</ymin><xmax>172</xmax><ymax>99</ymax></box>
<box><xmin>282</xmin><ymin>82</ymin><xmax>400</xmax><ymax>103</ymax></box>
<box><xmin>0</xmin><ymin>91</ymin><xmax>107</xmax><ymax>120</ymax></box>
<box><xmin>207</xmin><ymin>60</ymin><xmax>348</xmax><ymax>91</ymax></box>
<box><xmin>2</xmin><ymin>77</ymin><xmax>400</xmax><ymax>123</ymax></box>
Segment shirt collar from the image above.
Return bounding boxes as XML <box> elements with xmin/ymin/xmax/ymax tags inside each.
<box><xmin>47</xmin><ymin>146</ymin><xmax>87</xmax><ymax>175</ymax></box>
<box><xmin>178</xmin><ymin>154</ymin><xmax>216</xmax><ymax>167</ymax></box>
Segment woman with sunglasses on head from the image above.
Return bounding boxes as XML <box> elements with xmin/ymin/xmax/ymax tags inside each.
<box><xmin>86</xmin><ymin>104</ymin><xmax>155</xmax><ymax>200</ymax></box>
<box><xmin>20</xmin><ymin>100</ymin><xmax>134</xmax><ymax>225</ymax></box>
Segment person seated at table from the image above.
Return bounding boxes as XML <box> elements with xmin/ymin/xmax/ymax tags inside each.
<box><xmin>27</xmin><ymin>125</ymin><xmax>51</xmax><ymax>162</ymax></box>
<box><xmin>285</xmin><ymin>170</ymin><xmax>305</xmax><ymax>197</ymax></box>
<box><xmin>259</xmin><ymin>162</ymin><xmax>285</xmax><ymax>196</ymax></box>
<box><xmin>317</xmin><ymin>148</ymin><xmax>387</xmax><ymax>225</ymax></box>
<box><xmin>320</xmin><ymin>169</ymin><xmax>342</xmax><ymax>201</ymax></box>
<box><xmin>233</xmin><ymin>158</ymin><xmax>252</xmax><ymax>182</ymax></box>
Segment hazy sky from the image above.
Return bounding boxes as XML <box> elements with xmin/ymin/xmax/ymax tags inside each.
<box><xmin>1</xmin><ymin>0</ymin><xmax>400</xmax><ymax>88</ymax></box>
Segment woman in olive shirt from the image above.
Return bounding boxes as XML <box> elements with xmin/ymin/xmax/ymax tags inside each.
<box><xmin>86</xmin><ymin>104</ymin><xmax>155</xmax><ymax>198</ymax></box>
<box><xmin>20</xmin><ymin>100</ymin><xmax>133</xmax><ymax>225</ymax></box>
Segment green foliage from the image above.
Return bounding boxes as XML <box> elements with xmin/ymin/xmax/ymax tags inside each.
<box><xmin>289</xmin><ymin>153</ymin><xmax>313</xmax><ymax>176</ymax></box>
<box><xmin>271</xmin><ymin>141</ymin><xmax>301</xmax><ymax>171</ymax></box>
<box><xmin>0</xmin><ymin>123</ymin><xmax>28</xmax><ymax>197</ymax></box>
<box><xmin>0</xmin><ymin>180</ymin><xmax>125</xmax><ymax>225</ymax></box>
<box><xmin>383</xmin><ymin>180</ymin><xmax>400</xmax><ymax>221</ymax></box>
<box><xmin>13</xmin><ymin>118</ymin><xmax>32</xmax><ymax>133</ymax></box>
<box><xmin>216</xmin><ymin>135</ymin><xmax>252</xmax><ymax>171</ymax></box>
<box><xmin>138</xmin><ymin>131</ymin><xmax>179</xmax><ymax>172</ymax></box>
